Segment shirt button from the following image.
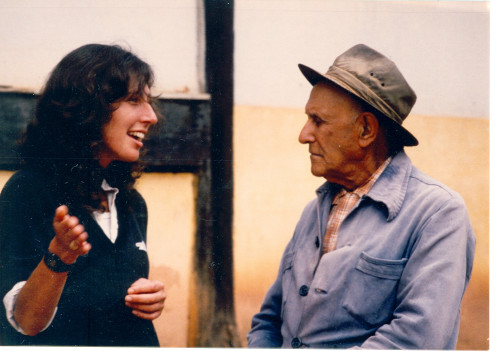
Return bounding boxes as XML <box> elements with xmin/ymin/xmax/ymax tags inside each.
<box><xmin>291</xmin><ymin>337</ymin><xmax>302</xmax><ymax>348</ymax></box>
<box><xmin>299</xmin><ymin>285</ymin><xmax>309</xmax><ymax>296</ymax></box>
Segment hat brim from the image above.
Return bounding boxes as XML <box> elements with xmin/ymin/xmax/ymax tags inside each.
<box><xmin>298</xmin><ymin>63</ymin><xmax>418</xmax><ymax>147</ymax></box>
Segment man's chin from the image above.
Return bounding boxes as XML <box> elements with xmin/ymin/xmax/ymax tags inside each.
<box><xmin>310</xmin><ymin>166</ymin><xmax>325</xmax><ymax>178</ymax></box>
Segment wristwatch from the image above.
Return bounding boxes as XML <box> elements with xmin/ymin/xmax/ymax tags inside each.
<box><xmin>43</xmin><ymin>251</ymin><xmax>73</xmax><ymax>273</ymax></box>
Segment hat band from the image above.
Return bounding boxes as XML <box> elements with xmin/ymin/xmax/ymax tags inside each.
<box><xmin>324</xmin><ymin>65</ymin><xmax>404</xmax><ymax>125</ymax></box>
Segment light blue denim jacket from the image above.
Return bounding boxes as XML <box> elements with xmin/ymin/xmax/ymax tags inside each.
<box><xmin>247</xmin><ymin>151</ymin><xmax>475</xmax><ymax>349</ymax></box>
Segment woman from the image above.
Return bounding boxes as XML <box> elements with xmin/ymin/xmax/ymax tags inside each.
<box><xmin>0</xmin><ymin>44</ymin><xmax>165</xmax><ymax>346</ymax></box>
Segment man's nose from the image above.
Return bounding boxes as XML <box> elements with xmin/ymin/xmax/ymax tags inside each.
<box><xmin>298</xmin><ymin>118</ymin><xmax>314</xmax><ymax>144</ymax></box>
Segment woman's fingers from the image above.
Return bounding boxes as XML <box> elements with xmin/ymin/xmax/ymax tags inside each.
<box><xmin>126</xmin><ymin>299</ymin><xmax>165</xmax><ymax>321</ymax></box>
<box><xmin>51</xmin><ymin>205</ymin><xmax>91</xmax><ymax>261</ymax></box>
<box><xmin>130</xmin><ymin>309</ymin><xmax>163</xmax><ymax>320</ymax></box>
<box><xmin>128</xmin><ymin>278</ymin><xmax>164</xmax><ymax>294</ymax></box>
<box><xmin>125</xmin><ymin>289</ymin><xmax>166</xmax><ymax>305</ymax></box>
<box><xmin>125</xmin><ymin>300</ymin><xmax>164</xmax><ymax>312</ymax></box>
<box><xmin>125</xmin><ymin>279</ymin><xmax>166</xmax><ymax>320</ymax></box>
<box><xmin>54</xmin><ymin>205</ymin><xmax>69</xmax><ymax>221</ymax></box>
<box><xmin>69</xmin><ymin>231</ymin><xmax>91</xmax><ymax>254</ymax></box>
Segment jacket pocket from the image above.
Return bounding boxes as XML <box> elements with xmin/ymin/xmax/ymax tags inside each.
<box><xmin>341</xmin><ymin>251</ymin><xmax>407</xmax><ymax>328</ymax></box>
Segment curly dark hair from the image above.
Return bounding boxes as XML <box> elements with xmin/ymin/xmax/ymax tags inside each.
<box><xmin>19</xmin><ymin>43</ymin><xmax>157</xmax><ymax>209</ymax></box>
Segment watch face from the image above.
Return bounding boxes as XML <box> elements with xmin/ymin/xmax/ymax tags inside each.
<box><xmin>44</xmin><ymin>252</ymin><xmax>71</xmax><ymax>272</ymax></box>
<box><xmin>47</xmin><ymin>257</ymin><xmax>57</xmax><ymax>268</ymax></box>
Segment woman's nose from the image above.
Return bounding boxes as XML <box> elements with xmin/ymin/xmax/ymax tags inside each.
<box><xmin>142</xmin><ymin>103</ymin><xmax>158</xmax><ymax>125</ymax></box>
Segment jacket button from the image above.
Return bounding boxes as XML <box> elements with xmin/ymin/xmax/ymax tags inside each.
<box><xmin>291</xmin><ymin>337</ymin><xmax>302</xmax><ymax>348</ymax></box>
<box><xmin>315</xmin><ymin>236</ymin><xmax>320</xmax><ymax>248</ymax></box>
<box><xmin>299</xmin><ymin>285</ymin><xmax>309</xmax><ymax>296</ymax></box>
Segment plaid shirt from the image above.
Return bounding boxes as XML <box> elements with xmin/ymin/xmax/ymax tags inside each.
<box><xmin>322</xmin><ymin>157</ymin><xmax>392</xmax><ymax>255</ymax></box>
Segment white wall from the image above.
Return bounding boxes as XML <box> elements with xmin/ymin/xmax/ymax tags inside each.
<box><xmin>0</xmin><ymin>0</ymin><xmax>200</xmax><ymax>96</ymax></box>
<box><xmin>234</xmin><ymin>0</ymin><xmax>490</xmax><ymax>118</ymax></box>
<box><xmin>0</xmin><ymin>1</ymin><xmax>489</xmax><ymax>118</ymax></box>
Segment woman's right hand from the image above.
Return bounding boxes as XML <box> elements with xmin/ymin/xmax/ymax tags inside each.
<box><xmin>13</xmin><ymin>205</ymin><xmax>90</xmax><ymax>335</ymax></box>
<box><xmin>49</xmin><ymin>205</ymin><xmax>91</xmax><ymax>265</ymax></box>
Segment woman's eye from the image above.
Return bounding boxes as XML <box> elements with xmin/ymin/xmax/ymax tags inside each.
<box><xmin>127</xmin><ymin>95</ymin><xmax>141</xmax><ymax>104</ymax></box>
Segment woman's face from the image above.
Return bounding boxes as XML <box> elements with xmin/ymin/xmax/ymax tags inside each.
<box><xmin>98</xmin><ymin>86</ymin><xmax>158</xmax><ymax>168</ymax></box>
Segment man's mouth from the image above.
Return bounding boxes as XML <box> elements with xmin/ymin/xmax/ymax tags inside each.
<box><xmin>128</xmin><ymin>131</ymin><xmax>145</xmax><ymax>141</ymax></box>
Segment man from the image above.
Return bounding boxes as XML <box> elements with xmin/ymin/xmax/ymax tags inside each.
<box><xmin>247</xmin><ymin>44</ymin><xmax>475</xmax><ymax>349</ymax></box>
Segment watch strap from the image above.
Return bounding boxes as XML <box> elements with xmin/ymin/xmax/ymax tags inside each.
<box><xmin>43</xmin><ymin>251</ymin><xmax>73</xmax><ymax>273</ymax></box>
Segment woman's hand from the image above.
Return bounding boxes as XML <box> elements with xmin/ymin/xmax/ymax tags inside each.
<box><xmin>14</xmin><ymin>204</ymin><xmax>90</xmax><ymax>336</ymax></box>
<box><xmin>50</xmin><ymin>205</ymin><xmax>91</xmax><ymax>264</ymax></box>
<box><xmin>125</xmin><ymin>278</ymin><xmax>166</xmax><ymax>320</ymax></box>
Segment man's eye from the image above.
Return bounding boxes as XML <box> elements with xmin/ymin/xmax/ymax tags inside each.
<box><xmin>312</xmin><ymin>116</ymin><xmax>324</xmax><ymax>125</ymax></box>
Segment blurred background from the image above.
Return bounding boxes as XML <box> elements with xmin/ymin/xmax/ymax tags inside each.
<box><xmin>0</xmin><ymin>0</ymin><xmax>490</xmax><ymax>349</ymax></box>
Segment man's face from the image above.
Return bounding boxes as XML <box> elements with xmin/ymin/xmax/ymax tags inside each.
<box><xmin>299</xmin><ymin>81</ymin><xmax>363</xmax><ymax>185</ymax></box>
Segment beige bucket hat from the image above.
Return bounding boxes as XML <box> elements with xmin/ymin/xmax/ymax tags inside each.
<box><xmin>299</xmin><ymin>44</ymin><xmax>418</xmax><ymax>146</ymax></box>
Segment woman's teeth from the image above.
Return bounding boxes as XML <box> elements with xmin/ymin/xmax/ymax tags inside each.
<box><xmin>128</xmin><ymin>131</ymin><xmax>145</xmax><ymax>141</ymax></box>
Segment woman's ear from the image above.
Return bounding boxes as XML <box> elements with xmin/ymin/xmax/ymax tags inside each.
<box><xmin>358</xmin><ymin>112</ymin><xmax>379</xmax><ymax>148</ymax></box>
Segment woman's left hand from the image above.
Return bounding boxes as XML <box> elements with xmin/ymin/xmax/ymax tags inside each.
<box><xmin>125</xmin><ymin>278</ymin><xmax>166</xmax><ymax>320</ymax></box>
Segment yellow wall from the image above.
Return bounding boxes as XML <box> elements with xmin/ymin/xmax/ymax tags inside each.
<box><xmin>135</xmin><ymin>173</ymin><xmax>196</xmax><ymax>347</ymax></box>
<box><xmin>0</xmin><ymin>105</ymin><xmax>489</xmax><ymax>349</ymax></box>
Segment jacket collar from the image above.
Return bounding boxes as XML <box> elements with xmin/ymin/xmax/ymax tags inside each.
<box><xmin>315</xmin><ymin>150</ymin><xmax>413</xmax><ymax>221</ymax></box>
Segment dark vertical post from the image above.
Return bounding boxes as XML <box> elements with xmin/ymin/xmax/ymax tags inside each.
<box><xmin>188</xmin><ymin>0</ymin><xmax>240</xmax><ymax>347</ymax></box>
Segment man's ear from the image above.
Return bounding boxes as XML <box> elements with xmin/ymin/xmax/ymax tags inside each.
<box><xmin>357</xmin><ymin>112</ymin><xmax>379</xmax><ymax>148</ymax></box>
